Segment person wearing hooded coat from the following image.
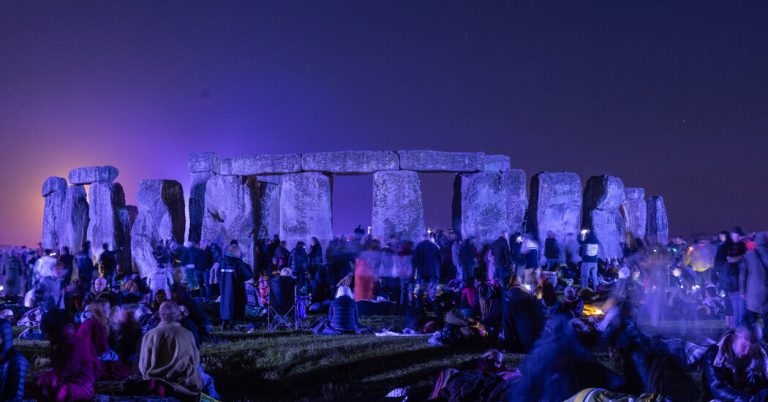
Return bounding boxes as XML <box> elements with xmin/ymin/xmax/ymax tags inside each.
<box><xmin>0</xmin><ymin>319</ymin><xmax>28</xmax><ymax>401</ymax></box>
<box><xmin>500</xmin><ymin>275</ymin><xmax>545</xmax><ymax>351</ymax></box>
<box><xmin>742</xmin><ymin>232</ymin><xmax>768</xmax><ymax>336</ymax></box>
<box><xmin>2</xmin><ymin>250</ymin><xmax>23</xmax><ymax>301</ymax></box>
<box><xmin>219</xmin><ymin>241</ymin><xmax>252</xmax><ymax>330</ymax></box>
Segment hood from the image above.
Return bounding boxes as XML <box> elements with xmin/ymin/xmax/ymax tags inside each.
<box><xmin>0</xmin><ymin>319</ymin><xmax>13</xmax><ymax>355</ymax></box>
<box><xmin>755</xmin><ymin>232</ymin><xmax>768</xmax><ymax>249</ymax></box>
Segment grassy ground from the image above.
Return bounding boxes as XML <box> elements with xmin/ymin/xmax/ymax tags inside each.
<box><xmin>14</xmin><ymin>316</ymin><xmax>727</xmax><ymax>401</ymax></box>
<box><xmin>15</xmin><ymin>316</ymin><xmax>523</xmax><ymax>402</ymax></box>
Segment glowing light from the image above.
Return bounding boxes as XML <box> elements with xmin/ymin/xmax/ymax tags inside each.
<box><xmin>583</xmin><ymin>304</ymin><xmax>605</xmax><ymax>316</ymax></box>
<box><xmin>672</xmin><ymin>268</ymin><xmax>682</xmax><ymax>277</ymax></box>
<box><xmin>523</xmin><ymin>284</ymin><xmax>531</xmax><ymax>292</ymax></box>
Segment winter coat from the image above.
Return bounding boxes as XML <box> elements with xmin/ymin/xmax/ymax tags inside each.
<box><xmin>218</xmin><ymin>255</ymin><xmax>252</xmax><ymax>321</ymax></box>
<box><xmin>289</xmin><ymin>247</ymin><xmax>309</xmax><ymax>276</ymax></box>
<box><xmin>544</xmin><ymin>238</ymin><xmax>560</xmax><ymax>260</ymax></box>
<box><xmin>702</xmin><ymin>330</ymin><xmax>768</xmax><ymax>402</ymax></box>
<box><xmin>139</xmin><ymin>321</ymin><xmax>202</xmax><ymax>396</ymax></box>
<box><xmin>501</xmin><ymin>287</ymin><xmax>544</xmax><ymax>351</ymax></box>
<box><xmin>490</xmin><ymin>237</ymin><xmax>511</xmax><ymax>268</ymax></box>
<box><xmin>579</xmin><ymin>233</ymin><xmax>600</xmax><ymax>263</ymax></box>
<box><xmin>329</xmin><ymin>295</ymin><xmax>360</xmax><ymax>332</ymax></box>
<box><xmin>0</xmin><ymin>319</ymin><xmax>27</xmax><ymax>401</ymax></box>
<box><xmin>413</xmin><ymin>240</ymin><xmax>441</xmax><ymax>280</ymax></box>
<box><xmin>75</xmin><ymin>251</ymin><xmax>95</xmax><ymax>285</ymax></box>
<box><xmin>723</xmin><ymin>242</ymin><xmax>747</xmax><ymax>293</ymax></box>
<box><xmin>2</xmin><ymin>256</ymin><xmax>22</xmax><ymax>296</ymax></box>
<box><xmin>742</xmin><ymin>232</ymin><xmax>768</xmax><ymax>315</ymax></box>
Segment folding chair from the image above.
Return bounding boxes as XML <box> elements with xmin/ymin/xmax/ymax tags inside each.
<box><xmin>267</xmin><ymin>277</ymin><xmax>297</xmax><ymax>331</ymax></box>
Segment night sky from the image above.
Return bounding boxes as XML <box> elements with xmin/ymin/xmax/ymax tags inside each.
<box><xmin>1</xmin><ymin>1</ymin><xmax>767</xmax><ymax>246</ymax></box>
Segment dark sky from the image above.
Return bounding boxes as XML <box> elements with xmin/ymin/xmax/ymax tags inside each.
<box><xmin>1</xmin><ymin>1</ymin><xmax>767</xmax><ymax>246</ymax></box>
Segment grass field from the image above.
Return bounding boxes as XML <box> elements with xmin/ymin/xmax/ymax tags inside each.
<box><xmin>14</xmin><ymin>316</ymin><xmax>524</xmax><ymax>402</ymax></box>
<box><xmin>14</xmin><ymin>316</ymin><xmax>726</xmax><ymax>401</ymax></box>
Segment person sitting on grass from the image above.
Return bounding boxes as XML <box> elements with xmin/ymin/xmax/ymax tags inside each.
<box><xmin>314</xmin><ymin>285</ymin><xmax>370</xmax><ymax>334</ymax></box>
<box><xmin>139</xmin><ymin>301</ymin><xmax>203</xmax><ymax>399</ymax></box>
<box><xmin>702</xmin><ymin>326</ymin><xmax>768</xmax><ymax>402</ymax></box>
<box><xmin>500</xmin><ymin>274</ymin><xmax>544</xmax><ymax>352</ymax></box>
<box><xmin>0</xmin><ymin>319</ymin><xmax>28</xmax><ymax>401</ymax></box>
<box><xmin>37</xmin><ymin>309</ymin><xmax>99</xmax><ymax>402</ymax></box>
<box><xmin>429</xmin><ymin>349</ymin><xmax>520</xmax><ymax>400</ymax></box>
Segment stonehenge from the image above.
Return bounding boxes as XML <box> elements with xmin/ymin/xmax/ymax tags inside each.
<box><xmin>646</xmin><ymin>196</ymin><xmax>670</xmax><ymax>245</ymax></box>
<box><xmin>40</xmin><ymin>150</ymin><xmax>670</xmax><ymax>279</ymax></box>
<box><xmin>372</xmin><ymin>170</ymin><xmax>425</xmax><ymax>243</ymax></box>
<box><xmin>527</xmin><ymin>172</ymin><xmax>583</xmax><ymax>257</ymax></box>
<box><xmin>582</xmin><ymin>175</ymin><xmax>626</xmax><ymax>260</ymax></box>
<box><xmin>131</xmin><ymin>180</ymin><xmax>186</xmax><ymax>277</ymax></box>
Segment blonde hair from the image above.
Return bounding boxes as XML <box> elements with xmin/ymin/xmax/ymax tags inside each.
<box><xmin>87</xmin><ymin>299</ymin><xmax>111</xmax><ymax>330</ymax></box>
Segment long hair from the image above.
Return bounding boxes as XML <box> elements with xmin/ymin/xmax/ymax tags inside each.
<box><xmin>87</xmin><ymin>298</ymin><xmax>111</xmax><ymax>331</ymax></box>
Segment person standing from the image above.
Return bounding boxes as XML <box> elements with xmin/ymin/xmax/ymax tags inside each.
<box><xmin>219</xmin><ymin>241</ymin><xmax>252</xmax><ymax>330</ymax></box>
<box><xmin>196</xmin><ymin>242</ymin><xmax>214</xmax><ymax>300</ymax></box>
<box><xmin>579</xmin><ymin>230</ymin><xmax>600</xmax><ymax>289</ymax></box>
<box><xmin>742</xmin><ymin>232</ymin><xmax>768</xmax><ymax>335</ymax></box>
<box><xmin>459</xmin><ymin>237</ymin><xmax>478</xmax><ymax>284</ymax></box>
<box><xmin>75</xmin><ymin>242</ymin><xmax>95</xmax><ymax>293</ymax></box>
<box><xmin>181</xmin><ymin>242</ymin><xmax>201</xmax><ymax>292</ymax></box>
<box><xmin>723</xmin><ymin>230</ymin><xmax>747</xmax><ymax>328</ymax></box>
<box><xmin>99</xmin><ymin>244</ymin><xmax>117</xmax><ymax>288</ymax></box>
<box><xmin>491</xmin><ymin>232</ymin><xmax>511</xmax><ymax>284</ymax></box>
<box><xmin>544</xmin><ymin>231</ymin><xmax>561</xmax><ymax>270</ymax></box>
<box><xmin>2</xmin><ymin>250</ymin><xmax>23</xmax><ymax>301</ymax></box>
<box><xmin>59</xmin><ymin>247</ymin><xmax>75</xmax><ymax>285</ymax></box>
<box><xmin>288</xmin><ymin>241</ymin><xmax>310</xmax><ymax>291</ymax></box>
<box><xmin>413</xmin><ymin>233</ymin><xmax>441</xmax><ymax>294</ymax></box>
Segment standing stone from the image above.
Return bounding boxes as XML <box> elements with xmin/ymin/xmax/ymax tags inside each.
<box><xmin>527</xmin><ymin>172</ymin><xmax>583</xmax><ymax>255</ymax></box>
<box><xmin>131</xmin><ymin>180</ymin><xmax>186</xmax><ymax>277</ymax></box>
<box><xmin>646</xmin><ymin>196</ymin><xmax>669</xmax><ymax>245</ymax></box>
<box><xmin>87</xmin><ymin>182</ymin><xmax>131</xmax><ymax>269</ymax></box>
<box><xmin>280</xmin><ymin>172</ymin><xmax>334</xmax><ymax>250</ymax></box>
<box><xmin>126</xmin><ymin>205</ymin><xmax>138</xmax><ymax>230</ymax></box>
<box><xmin>452</xmin><ymin>172</ymin><xmax>508</xmax><ymax>245</ymax></box>
<box><xmin>583</xmin><ymin>175</ymin><xmax>626</xmax><ymax>259</ymax></box>
<box><xmin>41</xmin><ymin>177</ymin><xmax>67</xmax><ymax>250</ymax></box>
<box><xmin>503</xmin><ymin>169</ymin><xmax>528</xmax><ymax>234</ymax></box>
<box><xmin>200</xmin><ymin>175</ymin><xmax>258</xmax><ymax>266</ymax></box>
<box><xmin>59</xmin><ymin>185</ymin><xmax>89</xmax><ymax>254</ymax></box>
<box><xmin>187</xmin><ymin>152</ymin><xmax>220</xmax><ymax>243</ymax></box>
<box><xmin>251</xmin><ymin>178</ymin><xmax>281</xmax><ymax>239</ymax></box>
<box><xmin>372</xmin><ymin>171</ymin><xmax>425</xmax><ymax>243</ymax></box>
<box><xmin>68</xmin><ymin>166</ymin><xmax>119</xmax><ymax>185</ymax></box>
<box><xmin>621</xmin><ymin>188</ymin><xmax>646</xmax><ymax>240</ymax></box>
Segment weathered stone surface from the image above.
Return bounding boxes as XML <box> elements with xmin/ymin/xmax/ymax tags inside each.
<box><xmin>200</xmin><ymin>175</ymin><xmax>258</xmax><ymax>265</ymax></box>
<box><xmin>646</xmin><ymin>196</ymin><xmax>669</xmax><ymax>245</ymax></box>
<box><xmin>397</xmin><ymin>150</ymin><xmax>483</xmax><ymax>172</ymax></box>
<box><xmin>42</xmin><ymin>176</ymin><xmax>67</xmax><ymax>197</ymax></box>
<box><xmin>527</xmin><ymin>172</ymin><xmax>583</xmax><ymax>255</ymax></box>
<box><xmin>220</xmin><ymin>154</ymin><xmax>302</xmax><ymax>175</ymax></box>
<box><xmin>503</xmin><ymin>169</ymin><xmax>528</xmax><ymax>234</ymax></box>
<box><xmin>187</xmin><ymin>171</ymin><xmax>214</xmax><ymax>243</ymax></box>
<box><xmin>481</xmin><ymin>155</ymin><xmax>511</xmax><ymax>172</ymax></box>
<box><xmin>59</xmin><ymin>185</ymin><xmax>89</xmax><ymax>254</ymax></box>
<box><xmin>87</xmin><ymin>182</ymin><xmax>131</xmax><ymax>268</ymax></box>
<box><xmin>301</xmin><ymin>151</ymin><xmax>399</xmax><ymax>174</ymax></box>
<box><xmin>372</xmin><ymin>171</ymin><xmax>425</xmax><ymax>243</ymax></box>
<box><xmin>583</xmin><ymin>175</ymin><xmax>626</xmax><ymax>259</ymax></box>
<box><xmin>621</xmin><ymin>188</ymin><xmax>646</xmax><ymax>240</ymax></box>
<box><xmin>131</xmin><ymin>180</ymin><xmax>186</xmax><ymax>277</ymax></box>
<box><xmin>452</xmin><ymin>172</ymin><xmax>507</xmax><ymax>245</ymax></box>
<box><xmin>41</xmin><ymin>177</ymin><xmax>67</xmax><ymax>250</ymax></box>
<box><xmin>188</xmin><ymin>152</ymin><xmax>220</xmax><ymax>173</ymax></box>
<box><xmin>68</xmin><ymin>166</ymin><xmax>119</xmax><ymax>185</ymax></box>
<box><xmin>126</xmin><ymin>205</ymin><xmax>138</xmax><ymax>230</ymax></box>
<box><xmin>252</xmin><ymin>180</ymin><xmax>281</xmax><ymax>239</ymax></box>
<box><xmin>279</xmin><ymin>172</ymin><xmax>334</xmax><ymax>249</ymax></box>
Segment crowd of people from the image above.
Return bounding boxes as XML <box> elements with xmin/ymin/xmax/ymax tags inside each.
<box><xmin>0</xmin><ymin>223</ymin><xmax>765</xmax><ymax>401</ymax></box>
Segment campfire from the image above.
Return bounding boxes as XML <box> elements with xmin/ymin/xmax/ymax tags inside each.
<box><xmin>583</xmin><ymin>304</ymin><xmax>605</xmax><ymax>317</ymax></box>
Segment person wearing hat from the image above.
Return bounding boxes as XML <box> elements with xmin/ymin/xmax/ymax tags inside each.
<box><xmin>219</xmin><ymin>240</ymin><xmax>253</xmax><ymax>330</ymax></box>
